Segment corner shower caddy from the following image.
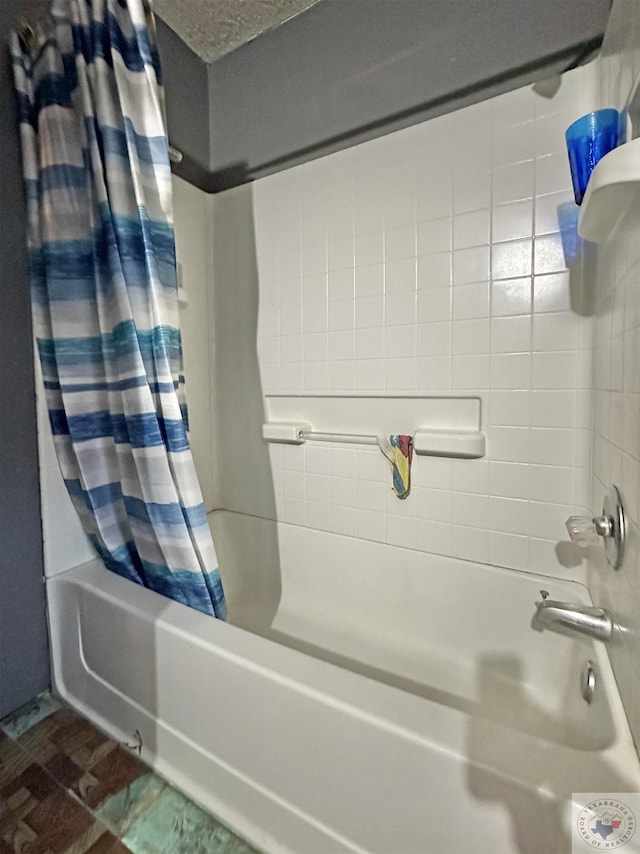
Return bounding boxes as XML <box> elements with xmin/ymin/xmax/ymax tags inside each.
<box><xmin>578</xmin><ymin>136</ymin><xmax>640</xmax><ymax>243</ymax></box>
<box><xmin>262</xmin><ymin>394</ymin><xmax>486</xmax><ymax>459</ymax></box>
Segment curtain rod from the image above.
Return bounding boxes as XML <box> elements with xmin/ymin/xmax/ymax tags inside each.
<box><xmin>15</xmin><ymin>17</ymin><xmax>184</xmax><ymax>168</ymax></box>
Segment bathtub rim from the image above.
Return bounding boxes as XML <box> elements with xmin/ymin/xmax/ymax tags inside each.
<box><xmin>47</xmin><ymin>555</ymin><xmax>639</xmax><ymax>760</ymax></box>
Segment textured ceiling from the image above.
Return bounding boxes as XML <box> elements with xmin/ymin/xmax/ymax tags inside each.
<box><xmin>152</xmin><ymin>0</ymin><xmax>320</xmax><ymax>63</ymax></box>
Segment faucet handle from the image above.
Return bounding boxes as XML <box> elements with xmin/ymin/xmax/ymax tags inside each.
<box><xmin>565</xmin><ymin>515</ymin><xmax>601</xmax><ymax>547</ymax></box>
<box><xmin>565</xmin><ymin>487</ymin><xmax>626</xmax><ymax>570</ymax></box>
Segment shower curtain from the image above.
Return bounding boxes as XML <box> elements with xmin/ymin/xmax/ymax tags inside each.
<box><xmin>11</xmin><ymin>0</ymin><xmax>227</xmax><ymax>619</ymax></box>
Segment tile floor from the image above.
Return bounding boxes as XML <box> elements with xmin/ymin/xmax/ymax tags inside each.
<box><xmin>0</xmin><ymin>693</ymin><xmax>257</xmax><ymax>854</ymax></box>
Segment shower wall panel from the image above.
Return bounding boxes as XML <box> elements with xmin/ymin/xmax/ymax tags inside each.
<box><xmin>588</xmin><ymin>0</ymin><xmax>640</xmax><ymax>753</ymax></box>
<box><xmin>224</xmin><ymin>62</ymin><xmax>601</xmax><ymax>583</ymax></box>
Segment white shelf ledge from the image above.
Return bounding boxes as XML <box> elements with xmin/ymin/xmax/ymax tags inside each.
<box><xmin>413</xmin><ymin>429</ymin><xmax>485</xmax><ymax>459</ymax></box>
<box><xmin>261</xmin><ymin>395</ymin><xmax>486</xmax><ymax>459</ymax></box>
<box><xmin>578</xmin><ymin>137</ymin><xmax>640</xmax><ymax>243</ymax></box>
<box><xmin>262</xmin><ymin>423</ymin><xmax>486</xmax><ymax>458</ymax></box>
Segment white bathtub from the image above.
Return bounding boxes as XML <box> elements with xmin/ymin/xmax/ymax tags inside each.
<box><xmin>47</xmin><ymin>513</ymin><xmax>640</xmax><ymax>854</ymax></box>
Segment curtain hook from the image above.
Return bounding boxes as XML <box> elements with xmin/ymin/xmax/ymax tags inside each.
<box><xmin>18</xmin><ymin>19</ymin><xmax>37</xmax><ymax>52</ymax></box>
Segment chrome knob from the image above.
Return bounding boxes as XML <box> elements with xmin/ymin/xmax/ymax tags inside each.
<box><xmin>565</xmin><ymin>485</ymin><xmax>626</xmax><ymax>570</ymax></box>
<box><xmin>593</xmin><ymin>515</ymin><xmax>612</xmax><ymax>537</ymax></box>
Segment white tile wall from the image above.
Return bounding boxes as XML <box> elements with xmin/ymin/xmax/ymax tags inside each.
<box><xmin>589</xmin><ymin>0</ymin><xmax>640</xmax><ymax>751</ymax></box>
<box><xmin>173</xmin><ymin>176</ymin><xmax>215</xmax><ymax>511</ymax></box>
<box><xmin>253</xmin><ymin>62</ymin><xmax>599</xmax><ymax>581</ymax></box>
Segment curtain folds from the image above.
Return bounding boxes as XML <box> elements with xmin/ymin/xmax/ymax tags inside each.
<box><xmin>11</xmin><ymin>0</ymin><xmax>227</xmax><ymax>619</ymax></box>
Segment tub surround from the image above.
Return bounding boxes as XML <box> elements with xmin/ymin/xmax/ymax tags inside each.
<box><xmin>37</xmin><ymin>67</ymin><xmax>601</xmax><ymax>582</ymax></box>
<box><xmin>217</xmin><ymin>62</ymin><xmax>599</xmax><ymax>582</ymax></box>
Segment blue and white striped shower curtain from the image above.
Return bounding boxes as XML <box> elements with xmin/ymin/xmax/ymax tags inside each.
<box><xmin>11</xmin><ymin>0</ymin><xmax>227</xmax><ymax>618</ymax></box>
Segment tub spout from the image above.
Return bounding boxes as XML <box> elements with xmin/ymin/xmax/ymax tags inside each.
<box><xmin>532</xmin><ymin>590</ymin><xmax>614</xmax><ymax>642</ymax></box>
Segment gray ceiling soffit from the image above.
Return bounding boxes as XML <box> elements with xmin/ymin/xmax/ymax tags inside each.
<box><xmin>153</xmin><ymin>0</ymin><xmax>320</xmax><ymax>63</ymax></box>
<box><xmin>159</xmin><ymin>0</ymin><xmax>611</xmax><ymax>193</ymax></box>
<box><xmin>156</xmin><ymin>18</ymin><xmax>212</xmax><ymax>189</ymax></box>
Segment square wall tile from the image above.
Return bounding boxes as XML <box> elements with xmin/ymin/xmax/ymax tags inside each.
<box><xmin>489</xmin><ymin>496</ymin><xmax>531</xmax><ymax>535</ymax></box>
<box><xmin>491</xmin><ymin>315</ymin><xmax>531</xmax><ymax>353</ymax></box>
<box><xmin>356</xmin><ymin>296</ymin><xmax>384</xmax><ymax>329</ymax></box>
<box><xmin>492</xmin><ymin>121</ymin><xmax>535</xmax><ymax>168</ymax></box>
<box><xmin>385</xmin><ymin>257</ymin><xmax>417</xmax><ymax>293</ymax></box>
<box><xmin>452</xmin><ymin>283</ymin><xmax>490</xmax><ymax>320</ymax></box>
<box><xmin>453</xmin><ymin>319</ymin><xmax>490</xmax><ymax>355</ymax></box>
<box><xmin>452</xmin><ymin>458</ymin><xmax>489</xmax><ymax>495</ymax></box>
<box><xmin>452</xmin><ymin>492</ymin><xmax>489</xmax><ymax>528</ymax></box>
<box><xmin>491</xmin><ymin>353</ymin><xmax>531</xmax><ymax>390</ymax></box>
<box><xmin>453</xmin><ymin>354</ymin><xmax>490</xmax><ymax>389</ymax></box>
<box><xmin>453</xmin><ymin>210</ymin><xmax>490</xmax><ymax>249</ymax></box>
<box><xmin>530</xmin><ymin>427</ymin><xmax>575</xmax><ymax>467</ymax></box>
<box><xmin>532</xmin><ymin>351</ymin><xmax>577</xmax><ymax>389</ymax></box>
<box><xmin>532</xmin><ymin>312</ymin><xmax>579</xmax><ymax>352</ymax></box>
<box><xmin>355</xmin><ymin>231</ymin><xmax>383</xmax><ymax>266</ymax></box>
<box><xmin>385</xmin><ymin>224</ymin><xmax>417</xmax><ymax>261</ymax></box>
<box><xmin>453</xmin><ymin>246</ymin><xmax>490</xmax><ymax>285</ymax></box>
<box><xmin>490</xmin><ymin>390</ymin><xmax>531</xmax><ymax>427</ymax></box>
<box><xmin>450</xmin><ymin>524</ymin><xmax>489</xmax><ymax>562</ymax></box>
<box><xmin>492</xmin><ymin>160</ymin><xmax>534</xmax><ymax>205</ymax></box>
<box><xmin>489</xmin><ymin>531</ymin><xmax>529</xmax><ymax>571</ymax></box>
<box><xmin>418</xmin><ymin>288</ymin><xmax>451</xmax><ymax>323</ymax></box>
<box><xmin>453</xmin><ymin>169</ymin><xmax>491</xmax><ymax>214</ymax></box>
<box><xmin>418</xmin><ymin>356</ymin><xmax>452</xmax><ymax>390</ymax></box>
<box><xmin>417</xmin><ymin>217</ymin><xmax>451</xmax><ymax>255</ymax></box>
<box><xmin>355</xmin><ymin>264</ymin><xmax>384</xmax><ymax>298</ymax></box>
<box><xmin>489</xmin><ymin>426</ymin><xmax>531</xmax><ymax>463</ymax></box>
<box><xmin>386</xmin><ymin>325</ymin><xmax>417</xmax><ymax>358</ymax></box>
<box><xmin>492</xmin><ymin>239</ymin><xmax>532</xmax><ymax>280</ymax></box>
<box><xmin>491</xmin><ymin>277</ymin><xmax>532</xmax><ymax>317</ymax></box>
<box><xmin>533</xmin><ymin>233</ymin><xmax>567</xmax><ymax>275</ymax></box>
<box><xmin>329</xmin><ymin>299</ymin><xmax>355</xmax><ymax>331</ymax></box>
<box><xmin>489</xmin><ymin>461</ymin><xmax>530</xmax><ymax>500</ymax></box>
<box><xmin>417</xmin><ymin>322</ymin><xmax>451</xmax><ymax>356</ymax></box>
<box><xmin>356</xmin><ymin>359</ymin><xmax>386</xmax><ymax>389</ymax></box>
<box><xmin>534</xmin><ymin>191</ymin><xmax>568</xmax><ymax>236</ymax></box>
<box><xmin>417</xmin><ymin>252</ymin><xmax>451</xmax><ymax>290</ymax></box>
<box><xmin>535</xmin><ymin>153</ymin><xmax>572</xmax><ymax>197</ymax></box>
<box><xmin>492</xmin><ymin>200</ymin><xmax>533</xmax><ymax>244</ymax></box>
<box><xmin>533</xmin><ymin>272</ymin><xmax>571</xmax><ymax>313</ymax></box>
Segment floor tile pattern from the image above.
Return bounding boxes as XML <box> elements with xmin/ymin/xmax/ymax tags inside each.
<box><xmin>0</xmin><ymin>694</ymin><xmax>256</xmax><ymax>854</ymax></box>
<box><xmin>0</xmin><ymin>730</ymin><xmax>125</xmax><ymax>853</ymax></box>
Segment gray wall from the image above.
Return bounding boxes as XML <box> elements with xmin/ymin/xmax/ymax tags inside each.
<box><xmin>156</xmin><ymin>18</ymin><xmax>211</xmax><ymax>190</ymax></box>
<box><xmin>0</xmin><ymin>1</ymin><xmax>50</xmax><ymax>717</ymax></box>
<box><xmin>160</xmin><ymin>0</ymin><xmax>609</xmax><ymax>193</ymax></box>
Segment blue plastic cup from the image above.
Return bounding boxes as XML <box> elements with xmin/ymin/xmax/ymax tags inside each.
<box><xmin>565</xmin><ymin>109</ymin><xmax>620</xmax><ymax>205</ymax></box>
